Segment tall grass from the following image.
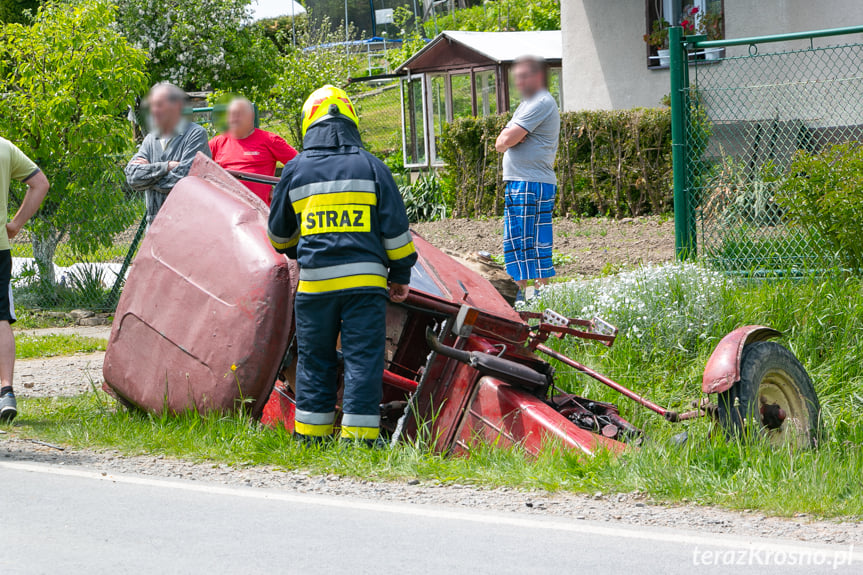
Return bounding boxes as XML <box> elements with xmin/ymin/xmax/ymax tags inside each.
<box><xmin>12</xmin><ymin>264</ymin><xmax>863</xmax><ymax>517</ymax></box>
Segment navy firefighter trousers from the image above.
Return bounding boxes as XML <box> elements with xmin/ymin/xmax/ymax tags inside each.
<box><xmin>294</xmin><ymin>291</ymin><xmax>386</xmax><ymax>440</ymax></box>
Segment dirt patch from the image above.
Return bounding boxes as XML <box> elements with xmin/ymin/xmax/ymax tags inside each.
<box><xmin>412</xmin><ymin>216</ymin><xmax>675</xmax><ymax>278</ymax></box>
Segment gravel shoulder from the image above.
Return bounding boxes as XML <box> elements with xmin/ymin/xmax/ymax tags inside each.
<box><xmin>11</xmin><ymin>325</ymin><xmax>109</xmax><ymax>398</ymax></box>
<box><xmin>15</xmin><ymin>353</ymin><xmax>105</xmax><ymax>398</ymax></box>
<box><xmin>1</xmin><ymin>436</ymin><xmax>859</xmax><ymax>546</ymax></box>
<box><xmin>412</xmin><ymin>215</ymin><xmax>675</xmax><ymax>278</ymax></box>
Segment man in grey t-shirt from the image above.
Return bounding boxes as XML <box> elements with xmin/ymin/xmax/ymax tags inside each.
<box><xmin>495</xmin><ymin>56</ymin><xmax>560</xmax><ymax>300</ymax></box>
<box><xmin>125</xmin><ymin>83</ymin><xmax>211</xmax><ymax>227</ymax></box>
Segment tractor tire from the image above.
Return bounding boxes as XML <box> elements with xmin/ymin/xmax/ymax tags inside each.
<box><xmin>716</xmin><ymin>341</ymin><xmax>821</xmax><ymax>448</ymax></box>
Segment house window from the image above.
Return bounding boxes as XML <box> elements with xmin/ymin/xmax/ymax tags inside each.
<box><xmin>402</xmin><ymin>76</ymin><xmax>427</xmax><ymax>167</ymax></box>
<box><xmin>645</xmin><ymin>0</ymin><xmax>724</xmax><ymax>68</ymax></box>
<box><xmin>474</xmin><ymin>70</ymin><xmax>497</xmax><ymax>116</ymax></box>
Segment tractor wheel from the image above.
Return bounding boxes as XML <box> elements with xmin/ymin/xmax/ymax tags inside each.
<box><xmin>716</xmin><ymin>341</ymin><xmax>821</xmax><ymax>448</ymax></box>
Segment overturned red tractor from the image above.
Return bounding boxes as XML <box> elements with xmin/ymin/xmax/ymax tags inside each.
<box><xmin>103</xmin><ymin>155</ymin><xmax>822</xmax><ymax>454</ymax></box>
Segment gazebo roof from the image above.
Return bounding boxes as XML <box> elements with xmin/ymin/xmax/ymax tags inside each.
<box><xmin>395</xmin><ymin>30</ymin><xmax>562</xmax><ymax>73</ymax></box>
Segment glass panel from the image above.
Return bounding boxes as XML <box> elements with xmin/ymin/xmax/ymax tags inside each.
<box><xmin>548</xmin><ymin>68</ymin><xmax>563</xmax><ymax>108</ymax></box>
<box><xmin>508</xmin><ymin>68</ymin><xmax>521</xmax><ymax>111</ymax></box>
<box><xmin>451</xmin><ymin>73</ymin><xmax>473</xmax><ymax>119</ymax></box>
<box><xmin>402</xmin><ymin>77</ymin><xmax>426</xmax><ymax>166</ymax></box>
<box><xmin>430</xmin><ymin>74</ymin><xmax>446</xmax><ymax>165</ymax></box>
<box><xmin>474</xmin><ymin>70</ymin><xmax>497</xmax><ymax>116</ymax></box>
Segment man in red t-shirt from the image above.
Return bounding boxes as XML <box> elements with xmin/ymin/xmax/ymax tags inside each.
<box><xmin>209</xmin><ymin>98</ymin><xmax>298</xmax><ymax>204</ymax></box>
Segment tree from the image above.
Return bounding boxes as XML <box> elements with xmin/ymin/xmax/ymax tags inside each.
<box><xmin>0</xmin><ymin>0</ymin><xmax>149</xmax><ymax>286</ymax></box>
<box><xmin>0</xmin><ymin>0</ymin><xmax>41</xmax><ymax>24</ymax></box>
<box><xmin>262</xmin><ymin>16</ymin><xmax>354</xmax><ymax>146</ymax></box>
<box><xmin>116</xmin><ymin>0</ymin><xmax>278</xmax><ymax>95</ymax></box>
<box><xmin>422</xmin><ymin>0</ymin><xmax>560</xmax><ymax>34</ymax></box>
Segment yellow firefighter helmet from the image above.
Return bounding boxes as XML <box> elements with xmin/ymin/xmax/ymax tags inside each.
<box><xmin>301</xmin><ymin>85</ymin><xmax>359</xmax><ymax>138</ymax></box>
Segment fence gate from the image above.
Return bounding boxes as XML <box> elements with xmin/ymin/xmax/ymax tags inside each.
<box><xmin>669</xmin><ymin>25</ymin><xmax>863</xmax><ymax>272</ymax></box>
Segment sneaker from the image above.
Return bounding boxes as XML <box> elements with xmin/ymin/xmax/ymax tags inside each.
<box><xmin>0</xmin><ymin>391</ymin><xmax>17</xmax><ymax>423</ymax></box>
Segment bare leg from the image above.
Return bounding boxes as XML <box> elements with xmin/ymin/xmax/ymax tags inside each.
<box><xmin>535</xmin><ymin>277</ymin><xmax>550</xmax><ymax>287</ymax></box>
<box><xmin>0</xmin><ymin>320</ymin><xmax>15</xmax><ymax>390</ymax></box>
<box><xmin>516</xmin><ymin>279</ymin><xmax>528</xmax><ymax>291</ymax></box>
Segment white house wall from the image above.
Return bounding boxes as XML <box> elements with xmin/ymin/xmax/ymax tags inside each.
<box><xmin>562</xmin><ymin>0</ymin><xmax>863</xmax><ymax>112</ymax></box>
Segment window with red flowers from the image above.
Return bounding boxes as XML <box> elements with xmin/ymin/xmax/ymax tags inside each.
<box><xmin>645</xmin><ymin>0</ymin><xmax>725</xmax><ymax>68</ymax></box>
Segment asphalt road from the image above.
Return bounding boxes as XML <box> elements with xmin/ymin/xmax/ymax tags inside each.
<box><xmin>1</xmin><ymin>461</ymin><xmax>859</xmax><ymax>575</ymax></box>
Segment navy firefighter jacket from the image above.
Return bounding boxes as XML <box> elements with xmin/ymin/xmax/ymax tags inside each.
<box><xmin>267</xmin><ymin>117</ymin><xmax>417</xmax><ymax>296</ymax></box>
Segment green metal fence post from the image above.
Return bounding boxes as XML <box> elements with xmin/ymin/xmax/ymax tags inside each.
<box><xmin>669</xmin><ymin>26</ymin><xmax>692</xmax><ymax>260</ymax></box>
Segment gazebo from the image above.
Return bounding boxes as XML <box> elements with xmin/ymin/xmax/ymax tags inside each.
<box><xmin>395</xmin><ymin>30</ymin><xmax>562</xmax><ymax>168</ymax></box>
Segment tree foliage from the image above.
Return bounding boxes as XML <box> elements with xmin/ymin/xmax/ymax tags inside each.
<box><xmin>0</xmin><ymin>0</ymin><xmax>149</xmax><ymax>284</ymax></box>
<box><xmin>0</xmin><ymin>0</ymin><xmax>41</xmax><ymax>24</ymax></box>
<box><xmin>116</xmin><ymin>0</ymin><xmax>278</xmax><ymax>94</ymax></box>
<box><xmin>423</xmin><ymin>0</ymin><xmax>560</xmax><ymax>35</ymax></box>
<box><xmin>384</xmin><ymin>6</ymin><xmax>428</xmax><ymax>70</ymax></box>
<box><xmin>260</xmin><ymin>16</ymin><xmax>354</xmax><ymax>147</ymax></box>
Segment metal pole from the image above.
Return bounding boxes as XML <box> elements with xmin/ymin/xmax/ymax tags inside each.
<box><xmin>291</xmin><ymin>0</ymin><xmax>296</xmax><ymax>48</ymax></box>
<box><xmin>411</xmin><ymin>0</ymin><xmax>420</xmax><ymax>33</ymax></box>
<box><xmin>669</xmin><ymin>25</ymin><xmax>692</xmax><ymax>259</ymax></box>
<box><xmin>345</xmin><ymin>0</ymin><xmax>350</xmax><ymax>53</ymax></box>
<box><xmin>696</xmin><ymin>24</ymin><xmax>863</xmax><ymax>49</ymax></box>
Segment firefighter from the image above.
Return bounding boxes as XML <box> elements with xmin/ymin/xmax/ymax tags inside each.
<box><xmin>268</xmin><ymin>85</ymin><xmax>417</xmax><ymax>444</ymax></box>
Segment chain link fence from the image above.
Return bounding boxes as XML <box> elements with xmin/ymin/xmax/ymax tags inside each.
<box><xmin>671</xmin><ymin>26</ymin><xmax>863</xmax><ymax>273</ymax></box>
<box><xmin>10</xmin><ymin>155</ymin><xmax>145</xmax><ymax>313</ymax></box>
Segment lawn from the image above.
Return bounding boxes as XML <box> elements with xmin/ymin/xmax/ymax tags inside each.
<box><xmin>15</xmin><ymin>334</ymin><xmax>107</xmax><ymax>359</ymax></box>
<box><xmin>8</xmin><ymin>264</ymin><xmax>863</xmax><ymax>518</ymax></box>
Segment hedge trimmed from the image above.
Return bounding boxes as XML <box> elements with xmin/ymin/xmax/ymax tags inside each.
<box><xmin>438</xmin><ymin>108</ymin><xmax>672</xmax><ymax>218</ymax></box>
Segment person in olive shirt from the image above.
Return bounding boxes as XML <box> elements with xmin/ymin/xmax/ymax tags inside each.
<box><xmin>0</xmin><ymin>137</ymin><xmax>50</xmax><ymax>422</ymax></box>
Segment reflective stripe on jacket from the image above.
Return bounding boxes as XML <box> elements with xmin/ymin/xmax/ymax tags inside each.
<box><xmin>268</xmin><ymin>117</ymin><xmax>417</xmax><ymax>295</ymax></box>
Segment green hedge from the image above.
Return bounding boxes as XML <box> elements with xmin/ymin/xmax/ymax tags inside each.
<box><xmin>438</xmin><ymin>109</ymin><xmax>673</xmax><ymax>218</ymax></box>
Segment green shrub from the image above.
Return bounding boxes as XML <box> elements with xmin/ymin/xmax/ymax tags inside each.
<box><xmin>438</xmin><ymin>109</ymin><xmax>672</xmax><ymax>218</ymax></box>
<box><xmin>399</xmin><ymin>173</ymin><xmax>449</xmax><ymax>223</ymax></box>
<box><xmin>423</xmin><ymin>0</ymin><xmax>560</xmax><ymax>35</ymax></box>
<box><xmin>778</xmin><ymin>142</ymin><xmax>863</xmax><ymax>271</ymax></box>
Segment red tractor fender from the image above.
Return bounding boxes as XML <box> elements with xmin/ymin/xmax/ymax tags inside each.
<box><xmin>702</xmin><ymin>326</ymin><xmax>782</xmax><ymax>394</ymax></box>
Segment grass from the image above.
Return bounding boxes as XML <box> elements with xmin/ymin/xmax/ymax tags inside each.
<box><xmin>15</xmin><ymin>334</ymin><xmax>107</xmax><ymax>359</ymax></box>
<box><xmin>8</xmin><ymin>265</ymin><xmax>863</xmax><ymax>518</ymax></box>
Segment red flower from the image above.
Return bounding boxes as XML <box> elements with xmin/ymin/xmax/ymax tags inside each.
<box><xmin>691</xmin><ymin>6</ymin><xmax>699</xmax><ymax>15</ymax></box>
<box><xmin>681</xmin><ymin>19</ymin><xmax>691</xmax><ymax>28</ymax></box>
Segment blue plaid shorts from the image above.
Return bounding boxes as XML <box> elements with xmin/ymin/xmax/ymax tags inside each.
<box><xmin>503</xmin><ymin>181</ymin><xmax>557</xmax><ymax>282</ymax></box>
